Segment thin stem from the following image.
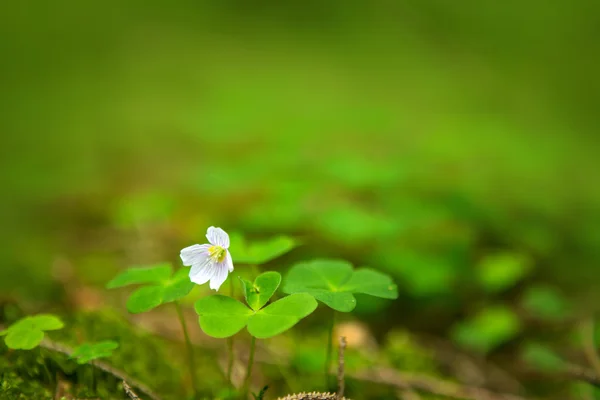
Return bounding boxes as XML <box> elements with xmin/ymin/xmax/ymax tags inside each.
<box><xmin>39</xmin><ymin>347</ymin><xmax>54</xmax><ymax>387</ymax></box>
<box><xmin>325</xmin><ymin>310</ymin><xmax>336</xmax><ymax>390</ymax></box>
<box><xmin>581</xmin><ymin>317</ymin><xmax>600</xmax><ymax>378</ymax></box>
<box><xmin>242</xmin><ymin>336</ymin><xmax>257</xmax><ymax>399</ymax></box>
<box><xmin>227</xmin><ymin>277</ymin><xmax>235</xmax><ymax>385</ymax></box>
<box><xmin>174</xmin><ymin>301</ymin><xmax>198</xmax><ymax>398</ymax></box>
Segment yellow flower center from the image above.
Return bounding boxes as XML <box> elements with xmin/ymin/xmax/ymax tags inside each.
<box><xmin>208</xmin><ymin>245</ymin><xmax>227</xmax><ymax>263</ymax></box>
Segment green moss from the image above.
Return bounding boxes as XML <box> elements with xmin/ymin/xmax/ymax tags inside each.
<box><xmin>1</xmin><ymin>305</ymin><xmax>227</xmax><ymax>399</ymax></box>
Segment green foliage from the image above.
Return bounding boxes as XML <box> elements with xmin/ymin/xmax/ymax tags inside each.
<box><xmin>195</xmin><ymin>295</ymin><xmax>253</xmax><ymax>338</ymax></box>
<box><xmin>1</xmin><ymin>315</ymin><xmax>64</xmax><ymax>350</ymax></box>
<box><xmin>70</xmin><ymin>340</ymin><xmax>119</xmax><ymax>364</ymax></box>
<box><xmin>195</xmin><ymin>271</ymin><xmax>317</xmax><ymax>338</ymax></box>
<box><xmin>521</xmin><ymin>284</ymin><xmax>570</xmax><ymax>321</ymax></box>
<box><xmin>106</xmin><ymin>264</ymin><xmax>194</xmax><ymax>313</ymax></box>
<box><xmin>106</xmin><ymin>264</ymin><xmax>172</xmax><ymax>288</ymax></box>
<box><xmin>521</xmin><ymin>342</ymin><xmax>565</xmax><ymax>373</ymax></box>
<box><xmin>477</xmin><ymin>252</ymin><xmax>532</xmax><ymax>293</ymax></box>
<box><xmin>230</xmin><ymin>233</ymin><xmax>297</xmax><ymax>265</ymax></box>
<box><xmin>240</xmin><ymin>271</ymin><xmax>282</xmax><ymax>311</ymax></box>
<box><xmin>451</xmin><ymin>306</ymin><xmax>521</xmax><ymax>354</ymax></box>
<box><xmin>282</xmin><ymin>259</ymin><xmax>398</xmax><ymax>312</ymax></box>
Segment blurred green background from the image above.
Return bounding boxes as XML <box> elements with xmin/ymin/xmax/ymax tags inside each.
<box><xmin>1</xmin><ymin>0</ymin><xmax>600</xmax><ymax>397</ymax></box>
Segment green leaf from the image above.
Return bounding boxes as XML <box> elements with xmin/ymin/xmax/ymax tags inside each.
<box><xmin>106</xmin><ymin>264</ymin><xmax>172</xmax><ymax>289</ymax></box>
<box><xmin>71</xmin><ymin>341</ymin><xmax>119</xmax><ymax>364</ymax></box>
<box><xmin>521</xmin><ymin>285</ymin><xmax>569</xmax><ymax>321</ymax></box>
<box><xmin>521</xmin><ymin>342</ymin><xmax>565</xmax><ymax>373</ymax></box>
<box><xmin>108</xmin><ymin>265</ymin><xmax>195</xmax><ymax>313</ymax></box>
<box><xmin>195</xmin><ymin>295</ymin><xmax>253</xmax><ymax>338</ymax></box>
<box><xmin>477</xmin><ymin>252</ymin><xmax>531</xmax><ymax>293</ymax></box>
<box><xmin>241</xmin><ymin>271</ymin><xmax>282</xmax><ymax>311</ymax></box>
<box><xmin>126</xmin><ymin>286</ymin><xmax>164</xmax><ymax>313</ymax></box>
<box><xmin>5</xmin><ymin>329</ymin><xmax>44</xmax><ymax>350</ymax></box>
<box><xmin>295</xmin><ymin>289</ymin><xmax>356</xmax><ymax>313</ymax></box>
<box><xmin>283</xmin><ymin>259</ymin><xmax>397</xmax><ymax>312</ymax></box>
<box><xmin>451</xmin><ymin>306</ymin><xmax>521</xmax><ymax>354</ymax></box>
<box><xmin>284</xmin><ymin>259</ymin><xmax>354</xmax><ymax>292</ymax></box>
<box><xmin>231</xmin><ymin>233</ymin><xmax>297</xmax><ymax>265</ymax></box>
<box><xmin>248</xmin><ymin>294</ymin><xmax>318</xmax><ymax>339</ymax></box>
<box><xmin>2</xmin><ymin>314</ymin><xmax>65</xmax><ymax>350</ymax></box>
<box><xmin>162</xmin><ymin>268</ymin><xmax>195</xmax><ymax>303</ymax></box>
<box><xmin>341</xmin><ymin>268</ymin><xmax>398</xmax><ymax>299</ymax></box>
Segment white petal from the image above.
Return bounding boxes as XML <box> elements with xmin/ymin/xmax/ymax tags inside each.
<box><xmin>180</xmin><ymin>244</ymin><xmax>210</xmax><ymax>266</ymax></box>
<box><xmin>209</xmin><ymin>263</ymin><xmax>229</xmax><ymax>291</ymax></box>
<box><xmin>189</xmin><ymin>258</ymin><xmax>216</xmax><ymax>285</ymax></box>
<box><xmin>225</xmin><ymin>250</ymin><xmax>234</xmax><ymax>272</ymax></box>
<box><xmin>206</xmin><ymin>226</ymin><xmax>230</xmax><ymax>248</ymax></box>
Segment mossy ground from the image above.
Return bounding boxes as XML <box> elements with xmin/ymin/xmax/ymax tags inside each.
<box><xmin>1</xmin><ymin>303</ymin><xmax>451</xmax><ymax>399</ymax></box>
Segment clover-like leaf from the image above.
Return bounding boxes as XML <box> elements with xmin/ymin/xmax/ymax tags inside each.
<box><xmin>240</xmin><ymin>271</ymin><xmax>281</xmax><ymax>311</ymax></box>
<box><xmin>283</xmin><ymin>259</ymin><xmax>397</xmax><ymax>312</ymax></box>
<box><xmin>195</xmin><ymin>280</ymin><xmax>317</xmax><ymax>339</ymax></box>
<box><xmin>126</xmin><ymin>286</ymin><xmax>165</xmax><ymax>313</ymax></box>
<box><xmin>106</xmin><ymin>263</ymin><xmax>172</xmax><ymax>289</ymax></box>
<box><xmin>108</xmin><ymin>264</ymin><xmax>195</xmax><ymax>314</ymax></box>
<box><xmin>248</xmin><ymin>293</ymin><xmax>317</xmax><ymax>339</ymax></box>
<box><xmin>162</xmin><ymin>268</ymin><xmax>196</xmax><ymax>303</ymax></box>
<box><xmin>195</xmin><ymin>295</ymin><xmax>253</xmax><ymax>338</ymax></box>
<box><xmin>71</xmin><ymin>341</ymin><xmax>119</xmax><ymax>364</ymax></box>
<box><xmin>340</xmin><ymin>268</ymin><xmax>398</xmax><ymax>299</ymax></box>
<box><xmin>230</xmin><ymin>233</ymin><xmax>297</xmax><ymax>265</ymax></box>
<box><xmin>2</xmin><ymin>314</ymin><xmax>64</xmax><ymax>350</ymax></box>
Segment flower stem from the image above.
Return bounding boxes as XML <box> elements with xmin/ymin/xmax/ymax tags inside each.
<box><xmin>242</xmin><ymin>336</ymin><xmax>256</xmax><ymax>399</ymax></box>
<box><xmin>227</xmin><ymin>278</ymin><xmax>235</xmax><ymax>386</ymax></box>
<box><xmin>324</xmin><ymin>310</ymin><xmax>336</xmax><ymax>389</ymax></box>
<box><xmin>174</xmin><ymin>301</ymin><xmax>198</xmax><ymax>398</ymax></box>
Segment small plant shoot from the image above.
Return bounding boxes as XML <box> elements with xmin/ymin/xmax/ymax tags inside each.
<box><xmin>195</xmin><ymin>271</ymin><xmax>317</xmax><ymax>339</ymax></box>
<box><xmin>282</xmin><ymin>259</ymin><xmax>399</xmax><ymax>312</ymax></box>
<box><xmin>0</xmin><ymin>314</ymin><xmax>64</xmax><ymax>350</ymax></box>
<box><xmin>106</xmin><ymin>263</ymin><xmax>195</xmax><ymax>313</ymax></box>
<box><xmin>71</xmin><ymin>341</ymin><xmax>119</xmax><ymax>364</ymax></box>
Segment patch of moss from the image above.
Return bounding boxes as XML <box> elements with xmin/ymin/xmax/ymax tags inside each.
<box><xmin>1</xmin><ymin>305</ymin><xmax>227</xmax><ymax>399</ymax></box>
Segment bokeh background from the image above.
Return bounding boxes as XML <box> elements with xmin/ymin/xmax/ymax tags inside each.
<box><xmin>1</xmin><ymin>1</ymin><xmax>600</xmax><ymax>399</ymax></box>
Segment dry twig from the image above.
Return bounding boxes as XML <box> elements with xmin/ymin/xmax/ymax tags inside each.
<box><xmin>352</xmin><ymin>367</ymin><xmax>530</xmax><ymax>400</ymax></box>
<box><xmin>123</xmin><ymin>380</ymin><xmax>141</xmax><ymax>400</ymax></box>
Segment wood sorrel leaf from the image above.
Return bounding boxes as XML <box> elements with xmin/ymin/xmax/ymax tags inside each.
<box><xmin>126</xmin><ymin>286</ymin><xmax>164</xmax><ymax>313</ymax></box>
<box><xmin>340</xmin><ymin>268</ymin><xmax>398</xmax><ymax>299</ymax></box>
<box><xmin>2</xmin><ymin>314</ymin><xmax>64</xmax><ymax>350</ymax></box>
<box><xmin>5</xmin><ymin>329</ymin><xmax>44</xmax><ymax>350</ymax></box>
<box><xmin>240</xmin><ymin>271</ymin><xmax>281</xmax><ymax>311</ymax></box>
<box><xmin>247</xmin><ymin>293</ymin><xmax>317</xmax><ymax>339</ymax></box>
<box><xmin>71</xmin><ymin>340</ymin><xmax>119</xmax><ymax>364</ymax></box>
<box><xmin>162</xmin><ymin>268</ymin><xmax>195</xmax><ymax>303</ymax></box>
<box><xmin>283</xmin><ymin>259</ymin><xmax>398</xmax><ymax>312</ymax></box>
<box><xmin>106</xmin><ymin>263</ymin><xmax>172</xmax><ymax>289</ymax></box>
<box><xmin>108</xmin><ymin>264</ymin><xmax>195</xmax><ymax>313</ymax></box>
<box><xmin>230</xmin><ymin>233</ymin><xmax>297</xmax><ymax>265</ymax></box>
<box><xmin>195</xmin><ymin>295</ymin><xmax>253</xmax><ymax>338</ymax></box>
<box><xmin>282</xmin><ymin>259</ymin><xmax>356</xmax><ymax>312</ymax></box>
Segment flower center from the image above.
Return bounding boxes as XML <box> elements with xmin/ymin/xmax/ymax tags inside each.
<box><xmin>208</xmin><ymin>245</ymin><xmax>227</xmax><ymax>263</ymax></box>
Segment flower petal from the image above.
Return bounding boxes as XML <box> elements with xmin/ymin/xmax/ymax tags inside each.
<box><xmin>206</xmin><ymin>226</ymin><xmax>230</xmax><ymax>248</ymax></box>
<box><xmin>189</xmin><ymin>258</ymin><xmax>216</xmax><ymax>285</ymax></box>
<box><xmin>180</xmin><ymin>244</ymin><xmax>211</xmax><ymax>266</ymax></box>
<box><xmin>225</xmin><ymin>250</ymin><xmax>234</xmax><ymax>272</ymax></box>
<box><xmin>209</xmin><ymin>263</ymin><xmax>229</xmax><ymax>291</ymax></box>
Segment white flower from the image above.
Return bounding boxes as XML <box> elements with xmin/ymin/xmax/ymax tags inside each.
<box><xmin>180</xmin><ymin>226</ymin><xmax>234</xmax><ymax>291</ymax></box>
